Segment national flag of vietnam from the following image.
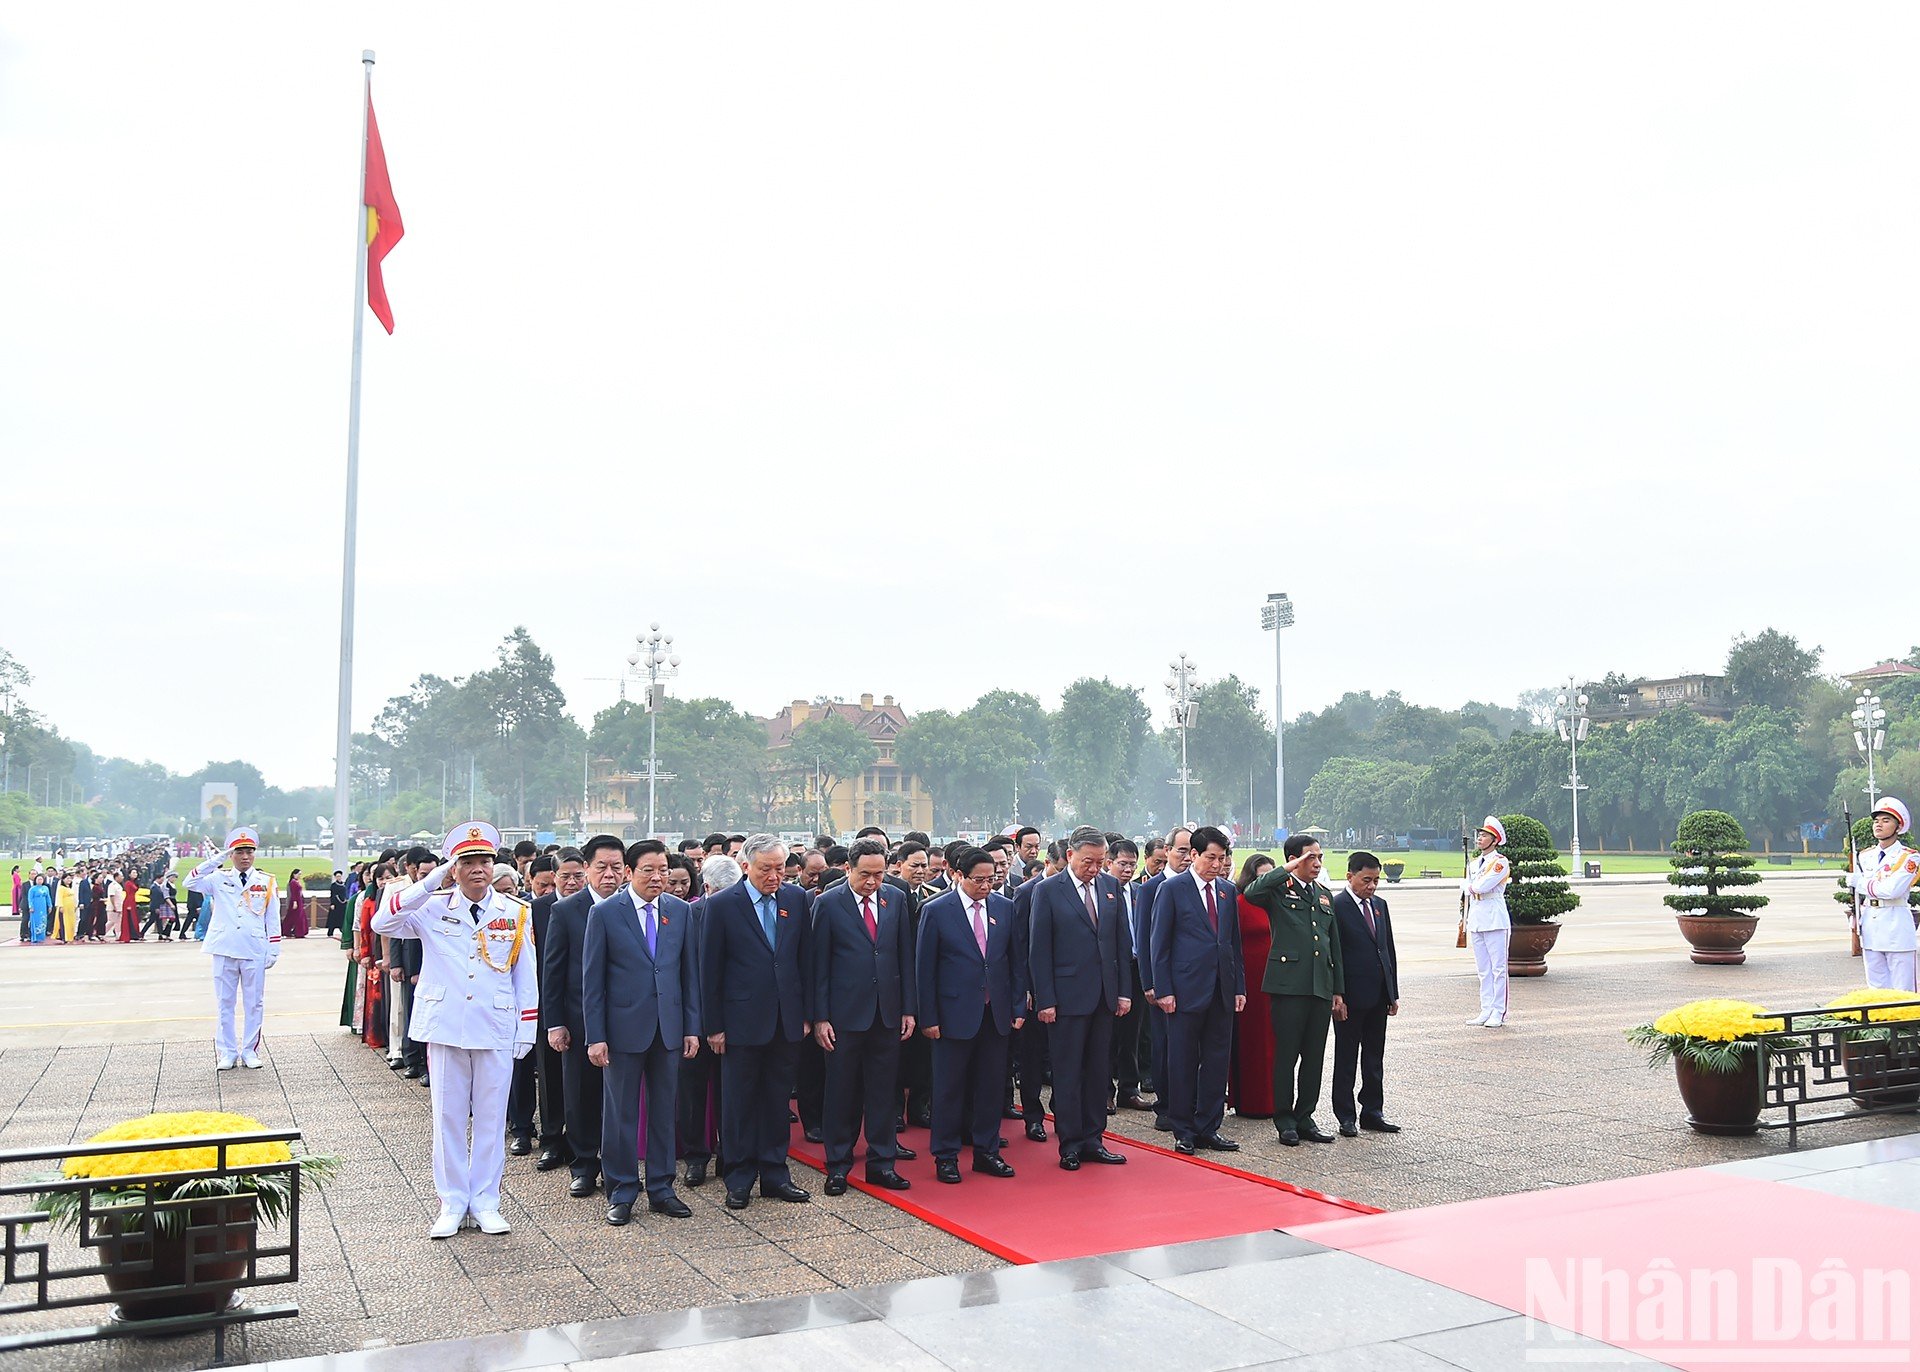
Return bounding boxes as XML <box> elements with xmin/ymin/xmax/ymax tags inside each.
<box><xmin>363</xmin><ymin>92</ymin><xmax>404</xmax><ymax>334</ymax></box>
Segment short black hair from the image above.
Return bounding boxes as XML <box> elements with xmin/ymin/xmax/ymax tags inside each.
<box><xmin>702</xmin><ymin>833</ymin><xmax>728</xmax><ymax>851</ymax></box>
<box><xmin>1191</xmin><ymin>825</ymin><xmax>1231</xmax><ymax>856</ymax></box>
<box><xmin>854</xmin><ymin>826</ymin><xmax>888</xmax><ymax>842</ymax></box>
<box><xmin>1014</xmin><ymin>826</ymin><xmax>1040</xmax><ymax>843</ymax></box>
<box><xmin>1143</xmin><ymin>837</ymin><xmax>1164</xmax><ymax>857</ymax></box>
<box><xmin>666</xmin><ymin>852</ymin><xmax>695</xmax><ymax>875</ymax></box>
<box><xmin>403</xmin><ymin>845</ymin><xmax>436</xmax><ymax>867</ymax></box>
<box><xmin>943</xmin><ymin>839</ymin><xmax>971</xmax><ymax>866</ymax></box>
<box><xmin>528</xmin><ymin>854</ymin><xmax>558</xmax><ymax>876</ymax></box>
<box><xmin>495</xmin><ymin>847</ymin><xmax>515</xmax><ymax>866</ymax></box>
<box><xmin>983</xmin><ymin>835</ymin><xmax>1012</xmax><ymax>854</ymax></box>
<box><xmin>1282</xmin><ymin>833</ymin><xmax>1320</xmax><ymax>861</ymax></box>
<box><xmin>904</xmin><ymin>830</ymin><xmax>931</xmax><ymax>847</ymax></box>
<box><xmin>678</xmin><ymin>838</ymin><xmax>703</xmax><ymax>853</ymax></box>
<box><xmin>894</xmin><ymin>840</ymin><xmax>927</xmax><ymax>862</ymax></box>
<box><xmin>1047</xmin><ymin>839</ymin><xmax>1068</xmax><ymax>863</ymax></box>
<box><xmin>1347</xmin><ymin>850</ymin><xmax>1382</xmax><ymax>875</ymax></box>
<box><xmin>848</xmin><ymin>837</ymin><xmax>888</xmax><ymax>865</ymax></box>
<box><xmin>625</xmin><ymin>838</ymin><xmax>668</xmax><ymax>866</ymax></box>
<box><xmin>513</xmin><ymin>840</ymin><xmax>538</xmax><ymax>859</ymax></box>
<box><xmin>783</xmin><ymin>852</ymin><xmax>802</xmax><ymax>870</ymax></box>
<box><xmin>825</xmin><ymin>845</ymin><xmax>849</xmax><ymax>866</ymax></box>
<box><xmin>727</xmin><ymin>834</ymin><xmax>747</xmax><ymax>845</ymax></box>
<box><xmin>954</xmin><ymin>846</ymin><xmax>995</xmax><ymax>879</ymax></box>
<box><xmin>557</xmin><ymin>847</ymin><xmax>584</xmax><ymax>865</ymax></box>
<box><xmin>1110</xmin><ymin>838</ymin><xmax>1139</xmax><ymax>859</ymax></box>
<box><xmin>581</xmin><ymin>834</ymin><xmax>626</xmax><ymax>864</ymax></box>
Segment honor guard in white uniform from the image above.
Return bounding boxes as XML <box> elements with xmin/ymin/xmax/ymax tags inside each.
<box><xmin>1848</xmin><ymin>797</ymin><xmax>1920</xmax><ymax>993</ymax></box>
<box><xmin>374</xmin><ymin>821</ymin><xmax>538</xmax><ymax>1239</ymax></box>
<box><xmin>1461</xmin><ymin>816</ymin><xmax>1512</xmax><ymax>1027</ymax></box>
<box><xmin>186</xmin><ymin>826</ymin><xmax>281</xmax><ymax>1069</ymax></box>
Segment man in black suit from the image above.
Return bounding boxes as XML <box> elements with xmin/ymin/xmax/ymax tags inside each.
<box><xmin>392</xmin><ymin>846</ymin><xmax>434</xmax><ymax>1083</ymax></box>
<box><xmin>917</xmin><ymin>846</ymin><xmax>1024</xmax><ymax>1182</ymax></box>
<box><xmin>1330</xmin><ymin>851</ymin><xmax>1401</xmax><ymax>1138</ymax></box>
<box><xmin>526</xmin><ymin>850</ymin><xmax>583</xmax><ymax>1169</ymax></box>
<box><xmin>1028</xmin><ymin>826</ymin><xmax>1133</xmax><ymax>1170</ymax></box>
<box><xmin>1134</xmin><ymin>827</ymin><xmax>1193</xmax><ymax>1130</ymax></box>
<box><xmin>584</xmin><ymin>840</ymin><xmax>701</xmax><ymax>1224</ymax></box>
<box><xmin>1009</xmin><ymin>858</ymin><xmax>1053</xmax><ymax>1141</ymax></box>
<box><xmin>1107</xmin><ymin>840</ymin><xmax>1152</xmax><ymax>1111</ymax></box>
<box><xmin>701</xmin><ymin>834</ymin><xmax>812</xmax><ymax>1209</ymax></box>
<box><xmin>809</xmin><ymin>838</ymin><xmax>916</xmax><ymax>1194</ymax></box>
<box><xmin>1149</xmin><ymin>826</ymin><xmax>1246</xmax><ymax>1155</ymax></box>
<box><xmin>543</xmin><ymin>834</ymin><xmax>626</xmax><ymax>1198</ymax></box>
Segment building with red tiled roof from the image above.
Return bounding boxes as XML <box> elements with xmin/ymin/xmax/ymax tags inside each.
<box><xmin>762</xmin><ymin>694</ymin><xmax>933</xmax><ymax>836</ymax></box>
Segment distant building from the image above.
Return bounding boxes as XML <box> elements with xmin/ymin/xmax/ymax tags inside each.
<box><xmin>1586</xmin><ymin>674</ymin><xmax>1735</xmax><ymax>724</ymax></box>
<box><xmin>762</xmin><ymin>694</ymin><xmax>934</xmax><ymax>836</ymax></box>
<box><xmin>1840</xmin><ymin>662</ymin><xmax>1920</xmax><ymax>688</ymax></box>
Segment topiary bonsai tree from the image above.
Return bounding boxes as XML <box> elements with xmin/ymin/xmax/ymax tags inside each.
<box><xmin>1665</xmin><ymin>810</ymin><xmax>1768</xmax><ymax>919</ymax></box>
<box><xmin>1498</xmin><ymin>813</ymin><xmax>1578</xmax><ymax>924</ymax></box>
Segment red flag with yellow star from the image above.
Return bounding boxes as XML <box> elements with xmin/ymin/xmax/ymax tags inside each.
<box><xmin>363</xmin><ymin>92</ymin><xmax>403</xmax><ymax>334</ymax></box>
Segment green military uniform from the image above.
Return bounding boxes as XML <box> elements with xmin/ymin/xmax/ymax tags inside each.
<box><xmin>1245</xmin><ymin>868</ymin><xmax>1345</xmax><ymax>1137</ymax></box>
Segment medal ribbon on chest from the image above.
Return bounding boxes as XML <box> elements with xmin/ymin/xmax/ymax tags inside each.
<box><xmin>474</xmin><ymin>904</ymin><xmax>528</xmax><ymax>973</ymax></box>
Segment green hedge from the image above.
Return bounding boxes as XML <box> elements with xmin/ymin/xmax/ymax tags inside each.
<box><xmin>1665</xmin><ymin>809</ymin><xmax>1768</xmax><ymax>917</ymax></box>
<box><xmin>1498</xmin><ymin>812</ymin><xmax>1578</xmax><ymax>925</ymax></box>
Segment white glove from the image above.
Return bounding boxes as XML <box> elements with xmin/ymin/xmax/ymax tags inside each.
<box><xmin>513</xmin><ymin>1042</ymin><xmax>532</xmax><ymax>1060</ymax></box>
<box><xmin>1846</xmin><ymin>871</ymin><xmax>1861</xmax><ymax>891</ymax></box>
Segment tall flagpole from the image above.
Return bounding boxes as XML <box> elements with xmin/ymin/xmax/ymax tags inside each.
<box><xmin>331</xmin><ymin>49</ymin><xmax>375</xmax><ymax>884</ymax></box>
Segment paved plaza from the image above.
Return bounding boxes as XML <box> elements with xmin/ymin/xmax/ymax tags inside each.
<box><xmin>0</xmin><ymin>872</ymin><xmax>1914</xmax><ymax>1369</ymax></box>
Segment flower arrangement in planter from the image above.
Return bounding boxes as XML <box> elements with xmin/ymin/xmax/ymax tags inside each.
<box><xmin>1381</xmin><ymin>857</ymin><xmax>1406</xmax><ymax>884</ymax></box>
<box><xmin>1664</xmin><ymin>810</ymin><xmax>1768</xmax><ymax>964</ymax></box>
<box><xmin>1497</xmin><ymin>813</ymin><xmax>1577</xmax><ymax>976</ymax></box>
<box><xmin>1626</xmin><ymin>998</ymin><xmax>1783</xmax><ymax>1135</ymax></box>
<box><xmin>30</xmin><ymin>1111</ymin><xmax>339</xmax><ymax>1323</ymax></box>
<box><xmin>1817</xmin><ymin>988</ymin><xmax>1920</xmax><ymax>1109</ymax></box>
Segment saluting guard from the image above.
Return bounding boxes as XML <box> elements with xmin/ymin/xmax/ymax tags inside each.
<box><xmin>186</xmin><ymin>826</ymin><xmax>281</xmax><ymax>1070</ymax></box>
<box><xmin>374</xmin><ymin>821</ymin><xmax>538</xmax><ymax>1239</ymax></box>
<box><xmin>1462</xmin><ymin>816</ymin><xmax>1512</xmax><ymax>1027</ymax></box>
<box><xmin>1849</xmin><ymin>797</ymin><xmax>1919</xmax><ymax>993</ymax></box>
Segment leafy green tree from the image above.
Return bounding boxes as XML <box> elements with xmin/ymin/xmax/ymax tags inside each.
<box><xmin>1184</xmin><ymin>675</ymin><xmax>1275</xmax><ymax>822</ymax></box>
<box><xmin>791</xmin><ymin>714</ymin><xmax>878</xmax><ymax>816</ymax></box>
<box><xmin>1049</xmin><ymin>678</ymin><xmax>1148</xmax><ymax>825</ymax></box>
<box><xmin>1665</xmin><ymin>809</ymin><xmax>1768</xmax><ymax>917</ymax></box>
<box><xmin>1725</xmin><ymin>629</ymin><xmax>1821</xmax><ymax>713</ymax></box>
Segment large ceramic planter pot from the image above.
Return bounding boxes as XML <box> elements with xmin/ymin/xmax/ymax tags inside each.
<box><xmin>1382</xmin><ymin>862</ymin><xmax>1405</xmax><ymax>885</ymax></box>
<box><xmin>1675</xmin><ymin>914</ymin><xmax>1759</xmax><ymax>965</ymax></box>
<box><xmin>103</xmin><ymin>1196</ymin><xmax>254</xmax><ymax>1326</ymax></box>
<box><xmin>1840</xmin><ymin>1037</ymin><xmax>1920</xmax><ymax>1109</ymax></box>
<box><xmin>1673</xmin><ymin>1050</ymin><xmax>1762</xmax><ymax>1135</ymax></box>
<box><xmin>1507</xmin><ymin>921</ymin><xmax>1561</xmax><ymax>977</ymax></box>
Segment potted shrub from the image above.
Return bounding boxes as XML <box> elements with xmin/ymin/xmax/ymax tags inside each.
<box><xmin>1381</xmin><ymin>856</ymin><xmax>1406</xmax><ymax>884</ymax></box>
<box><xmin>1498</xmin><ymin>813</ymin><xmax>1577</xmax><ymax>976</ymax></box>
<box><xmin>1626</xmin><ymin>998</ymin><xmax>1782</xmax><ymax>1134</ymax></box>
<box><xmin>1819</xmin><ymin>988</ymin><xmax>1920</xmax><ymax>1108</ymax></box>
<box><xmin>30</xmin><ymin>1110</ymin><xmax>339</xmax><ymax>1325</ymax></box>
<box><xmin>1665</xmin><ymin>810</ymin><xmax>1767</xmax><ymax>964</ymax></box>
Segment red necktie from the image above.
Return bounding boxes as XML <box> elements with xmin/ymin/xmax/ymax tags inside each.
<box><xmin>1363</xmin><ymin>898</ymin><xmax>1376</xmax><ymax>936</ymax></box>
<box><xmin>1203</xmin><ymin>881</ymin><xmax>1217</xmax><ymax>932</ymax></box>
<box><xmin>861</xmin><ymin>896</ymin><xmax>877</xmax><ymax>941</ymax></box>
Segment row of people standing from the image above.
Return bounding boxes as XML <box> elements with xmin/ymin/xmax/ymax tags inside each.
<box><xmin>10</xmin><ymin>848</ymin><xmax>181</xmax><ymax>943</ymax></box>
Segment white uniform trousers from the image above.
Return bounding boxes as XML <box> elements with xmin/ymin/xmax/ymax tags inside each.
<box><xmin>1470</xmin><ymin>926</ymin><xmax>1510</xmax><ymax>1017</ymax></box>
<box><xmin>211</xmin><ymin>955</ymin><xmax>266</xmax><ymax>1060</ymax></box>
<box><xmin>387</xmin><ymin>976</ymin><xmax>406</xmax><ymax>1061</ymax></box>
<box><xmin>1864</xmin><ymin>949</ymin><xmax>1919</xmax><ymax>994</ymax></box>
<box><xmin>428</xmin><ymin>1042</ymin><xmax>512</xmax><ymax>1217</ymax></box>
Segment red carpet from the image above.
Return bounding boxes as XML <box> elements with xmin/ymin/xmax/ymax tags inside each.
<box><xmin>787</xmin><ymin>1121</ymin><xmax>1376</xmax><ymax>1264</ymax></box>
<box><xmin>1293</xmin><ymin>1171</ymin><xmax>1920</xmax><ymax>1372</ymax></box>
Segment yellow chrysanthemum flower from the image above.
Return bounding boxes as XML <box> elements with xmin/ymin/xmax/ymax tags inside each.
<box><xmin>61</xmin><ymin>1111</ymin><xmax>292</xmax><ymax>1180</ymax></box>
<box><xmin>1824</xmin><ymin>988</ymin><xmax>1920</xmax><ymax>1022</ymax></box>
<box><xmin>1649</xmin><ymin>998</ymin><xmax>1784</xmax><ymax>1042</ymax></box>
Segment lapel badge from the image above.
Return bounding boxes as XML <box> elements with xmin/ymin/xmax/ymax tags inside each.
<box><xmin>989</xmin><ymin>917</ymin><xmax>997</xmax><ymax>926</ymax></box>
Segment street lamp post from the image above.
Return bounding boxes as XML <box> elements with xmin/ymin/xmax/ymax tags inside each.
<box><xmin>627</xmin><ymin>623</ymin><xmax>681</xmax><ymax>836</ymax></box>
<box><xmin>1852</xmin><ymin>692</ymin><xmax>1886</xmax><ymax>808</ymax></box>
<box><xmin>1555</xmin><ymin>678</ymin><xmax>1590</xmax><ymax>875</ymax></box>
<box><xmin>1165</xmin><ymin>653</ymin><xmax>1199</xmax><ymax>828</ymax></box>
<box><xmin>1260</xmin><ymin>592</ymin><xmax>1294</xmax><ymax>837</ymax></box>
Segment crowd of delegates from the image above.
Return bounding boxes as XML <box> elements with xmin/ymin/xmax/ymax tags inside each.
<box><xmin>10</xmin><ymin>847</ymin><xmax>324</xmax><ymax>946</ymax></box>
<box><xmin>361</xmin><ymin>819</ymin><xmax>1409</xmax><ymax>1233</ymax></box>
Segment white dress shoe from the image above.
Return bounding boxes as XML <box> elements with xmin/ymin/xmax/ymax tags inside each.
<box><xmin>1465</xmin><ymin>1013</ymin><xmax>1490</xmax><ymax>1026</ymax></box>
<box><xmin>1484</xmin><ymin>1015</ymin><xmax>1506</xmax><ymax>1028</ymax></box>
<box><xmin>472</xmin><ymin>1209</ymin><xmax>511</xmax><ymax>1235</ymax></box>
<box><xmin>240</xmin><ymin>1052</ymin><xmax>263</xmax><ymax>1069</ymax></box>
<box><xmin>429</xmin><ymin>1208</ymin><xmax>463</xmax><ymax>1240</ymax></box>
<box><xmin>216</xmin><ymin>1057</ymin><xmax>237</xmax><ymax>1071</ymax></box>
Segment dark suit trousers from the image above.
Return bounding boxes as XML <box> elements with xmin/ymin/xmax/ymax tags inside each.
<box><xmin>1014</xmin><ymin>1017</ymin><xmax>1051</xmax><ymax>1121</ymax></box>
<box><xmin>796</xmin><ymin>1036</ymin><xmax>825</xmax><ymax>1132</ymax></box>
<box><xmin>562</xmin><ymin>1042</ymin><xmax>604</xmax><ymax>1179</ymax></box>
<box><xmin>1148</xmin><ymin>1007</ymin><xmax>1170</xmax><ymax>1113</ymax></box>
<box><xmin>1111</xmin><ymin>997</ymin><xmax>1149</xmax><ymax>1097</ymax></box>
<box><xmin>400</xmin><ymin>981</ymin><xmax>427</xmax><ymax>1074</ymax></box>
<box><xmin>720</xmin><ymin>1033</ymin><xmax>799</xmax><ymax>1193</ymax></box>
<box><xmin>677</xmin><ymin>1042</ymin><xmax>720</xmax><ymax>1164</ymax></box>
<box><xmin>602</xmin><ymin>1039</ymin><xmax>678</xmax><ymax>1205</ymax></box>
<box><xmin>1166</xmin><ymin>996</ymin><xmax>1233</xmax><ymax>1142</ymax></box>
<box><xmin>1047</xmin><ymin>1011</ymin><xmax>1113</xmax><ymax>1157</ymax></box>
<box><xmin>536</xmin><ymin>1039</ymin><xmax>567</xmax><ymax>1147</ymax></box>
<box><xmin>1331</xmin><ymin>999</ymin><xmax>1390</xmax><ymax>1126</ymax></box>
<box><xmin>1269</xmin><ymin>995</ymin><xmax>1332</xmax><ymax>1134</ymax></box>
<box><xmin>930</xmin><ymin>1024</ymin><xmax>1009</xmax><ymax>1162</ymax></box>
<box><xmin>508</xmin><ymin>1050</ymin><xmax>536</xmax><ymax>1138</ymax></box>
<box><xmin>823</xmin><ymin>1019</ymin><xmax>902</xmax><ymax>1173</ymax></box>
<box><xmin>900</xmin><ymin>1033</ymin><xmax>933</xmax><ymax>1121</ymax></box>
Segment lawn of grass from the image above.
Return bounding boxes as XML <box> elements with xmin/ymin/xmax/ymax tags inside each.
<box><xmin>169</xmin><ymin>857</ymin><xmax>340</xmax><ymax>885</ymax></box>
<box><xmin>1235</xmin><ymin>849</ymin><xmax>1846</xmax><ymax>877</ymax></box>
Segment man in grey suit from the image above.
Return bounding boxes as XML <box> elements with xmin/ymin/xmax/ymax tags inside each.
<box><xmin>584</xmin><ymin>839</ymin><xmax>701</xmax><ymax>1226</ymax></box>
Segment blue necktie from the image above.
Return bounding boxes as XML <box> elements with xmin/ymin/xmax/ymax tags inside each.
<box><xmin>758</xmin><ymin>894</ymin><xmax>777</xmax><ymax>946</ymax></box>
<box><xmin>642</xmin><ymin>901</ymin><xmax>657</xmax><ymax>957</ymax></box>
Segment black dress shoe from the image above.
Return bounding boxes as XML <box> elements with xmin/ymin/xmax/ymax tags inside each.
<box><xmin>909</xmin><ymin>1107</ymin><xmax>932</xmax><ymax>1129</ymax></box>
<box><xmin>508</xmin><ymin>1135</ymin><xmax>532</xmax><ymax>1156</ymax></box>
<box><xmin>725</xmin><ymin>1189</ymin><xmax>751</xmax><ymax>1210</ymax></box>
<box><xmin>865</xmin><ymin>1168</ymin><xmax>911</xmax><ymax>1191</ymax></box>
<box><xmin>1119</xmin><ymin>1093</ymin><xmax>1152</xmax><ymax>1111</ymax></box>
<box><xmin>935</xmin><ymin>1158</ymin><xmax>962</xmax><ymax>1184</ymax></box>
<box><xmin>390</xmin><ymin>1058</ymin><xmax>408</xmax><ymax>1071</ymax></box>
<box><xmin>1024</xmin><ymin>1121</ymin><xmax>1048</xmax><ymax>1143</ymax></box>
<box><xmin>1299</xmin><ymin>1124</ymin><xmax>1336</xmax><ymax>1144</ymax></box>
<box><xmin>1278</xmin><ymin>1129</ymin><xmax>1301</xmax><ymax>1146</ymax></box>
<box><xmin>683</xmin><ymin>1159</ymin><xmax>709</xmax><ymax>1187</ymax></box>
<box><xmin>802</xmin><ymin>1125</ymin><xmax>823</xmax><ymax>1144</ymax></box>
<box><xmin>1153</xmin><ymin>1115</ymin><xmax>1173</xmax><ymax>1133</ymax></box>
<box><xmin>1338</xmin><ymin>1121</ymin><xmax>1360</xmax><ymax>1138</ymax></box>
<box><xmin>417</xmin><ymin>1074</ymin><xmax>430</xmax><ymax>1088</ymax></box>
<box><xmin>606</xmin><ymin>1201</ymin><xmax>633</xmax><ymax>1226</ymax></box>
<box><xmin>1360</xmin><ymin>1117</ymin><xmax>1402</xmax><ymax>1133</ymax></box>
<box><xmin>996</xmin><ymin>1135</ymin><xmax>1008</xmax><ymax>1149</ymax></box>
<box><xmin>403</xmin><ymin>1065</ymin><xmax>425</xmax><ymax>1079</ymax></box>
<box><xmin>1197</xmin><ymin>1132</ymin><xmax>1241</xmax><ymax>1152</ymax></box>
<box><xmin>824</xmin><ymin>1173</ymin><xmax>849</xmax><ymax>1196</ymax></box>
<box><xmin>650</xmin><ymin>1194</ymin><xmax>693</xmax><ymax>1218</ymax></box>
<box><xmin>971</xmin><ymin>1152</ymin><xmax>1015</xmax><ymax>1178</ymax></box>
<box><xmin>568</xmin><ymin>1174</ymin><xmax>598</xmax><ymax>1198</ymax></box>
<box><xmin>536</xmin><ymin>1147</ymin><xmax>568</xmax><ymax>1171</ymax></box>
<box><xmin>762</xmin><ymin>1180</ymin><xmax>810</xmax><ymax>1203</ymax></box>
<box><xmin>1002</xmin><ymin>1103</ymin><xmax>1023</xmax><ymax>1120</ymax></box>
<box><xmin>894</xmin><ymin>1143</ymin><xmax>918</xmax><ymax>1161</ymax></box>
<box><xmin>1173</xmin><ymin>1137</ymin><xmax>1196</xmax><ymax>1155</ymax></box>
<box><xmin>1083</xmin><ymin>1145</ymin><xmax>1127</xmax><ymax>1165</ymax></box>
<box><xmin>1058</xmin><ymin>1153</ymin><xmax>1081</xmax><ymax>1171</ymax></box>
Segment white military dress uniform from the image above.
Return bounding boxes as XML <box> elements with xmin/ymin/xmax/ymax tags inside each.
<box><xmin>185</xmin><ymin>826</ymin><xmax>281</xmax><ymax>1069</ymax></box>
<box><xmin>1848</xmin><ymin>797</ymin><xmax>1920</xmax><ymax>994</ymax></box>
<box><xmin>373</xmin><ymin>822</ymin><xmax>538</xmax><ymax>1238</ymax></box>
<box><xmin>1462</xmin><ymin>816</ymin><xmax>1512</xmax><ymax>1027</ymax></box>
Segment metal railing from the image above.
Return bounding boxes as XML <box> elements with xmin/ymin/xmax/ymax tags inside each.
<box><xmin>0</xmin><ymin>1127</ymin><xmax>303</xmax><ymax>1363</ymax></box>
<box><xmin>1754</xmin><ymin>1001</ymin><xmax>1920</xmax><ymax>1149</ymax></box>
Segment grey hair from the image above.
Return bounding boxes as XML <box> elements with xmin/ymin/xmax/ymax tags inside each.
<box><xmin>739</xmin><ymin>833</ymin><xmax>788</xmax><ymax>866</ymax></box>
<box><xmin>701</xmin><ymin>855</ymin><xmax>743</xmax><ymax>892</ymax></box>
<box><xmin>1067</xmin><ymin>825</ymin><xmax>1108</xmax><ymax>852</ymax></box>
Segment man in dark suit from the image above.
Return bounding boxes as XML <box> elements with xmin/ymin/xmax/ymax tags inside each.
<box><xmin>701</xmin><ymin>834</ymin><xmax>812</xmax><ymax>1209</ymax></box>
<box><xmin>1134</xmin><ymin>827</ymin><xmax>1192</xmax><ymax>1129</ymax></box>
<box><xmin>809</xmin><ymin>838</ymin><xmax>916</xmax><ymax>1194</ymax></box>
<box><xmin>1107</xmin><ymin>840</ymin><xmax>1152</xmax><ymax>1111</ymax></box>
<box><xmin>394</xmin><ymin>846</ymin><xmax>434</xmax><ymax>1083</ymax></box>
<box><xmin>530</xmin><ymin>849</ymin><xmax>584</xmax><ymax>1170</ymax></box>
<box><xmin>1149</xmin><ymin>825</ymin><xmax>1246</xmax><ymax>1155</ymax></box>
<box><xmin>584</xmin><ymin>840</ymin><xmax>701</xmax><ymax>1225</ymax></box>
<box><xmin>543</xmin><ymin>834</ymin><xmax>626</xmax><ymax>1198</ymax></box>
<box><xmin>917</xmin><ymin>846</ymin><xmax>1024</xmax><ymax>1182</ymax></box>
<box><xmin>1009</xmin><ymin>859</ymin><xmax>1053</xmax><ymax>1140</ymax></box>
<box><xmin>1028</xmin><ymin>826</ymin><xmax>1133</xmax><ymax>1170</ymax></box>
<box><xmin>1244</xmin><ymin>835</ymin><xmax>1346</xmax><ymax>1146</ymax></box>
<box><xmin>1329</xmin><ymin>851</ymin><xmax>1401</xmax><ymax>1138</ymax></box>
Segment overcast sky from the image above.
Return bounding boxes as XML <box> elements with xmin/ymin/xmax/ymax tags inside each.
<box><xmin>4</xmin><ymin>5</ymin><xmax>1916</xmax><ymax>789</ymax></box>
